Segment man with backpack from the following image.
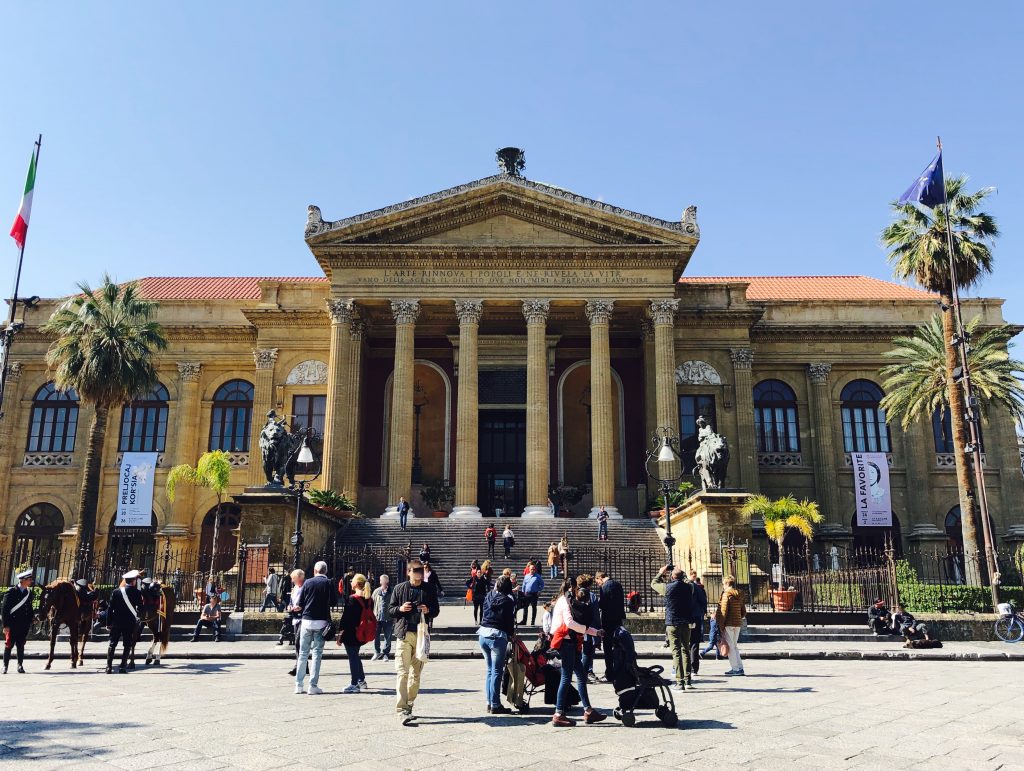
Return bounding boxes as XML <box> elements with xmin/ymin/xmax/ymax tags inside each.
<box><xmin>484</xmin><ymin>525</ymin><xmax>497</xmax><ymax>560</ymax></box>
<box><xmin>650</xmin><ymin>565</ymin><xmax>703</xmax><ymax>691</ymax></box>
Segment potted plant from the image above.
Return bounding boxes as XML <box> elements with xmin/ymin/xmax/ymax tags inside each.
<box><xmin>420</xmin><ymin>478</ymin><xmax>454</xmax><ymax>517</ymax></box>
<box><xmin>741</xmin><ymin>494</ymin><xmax>822</xmax><ymax>612</ymax></box>
<box><xmin>548</xmin><ymin>484</ymin><xmax>589</xmax><ymax>518</ymax></box>
<box><xmin>307</xmin><ymin>488</ymin><xmax>357</xmax><ymax>518</ymax></box>
<box><xmin>648</xmin><ymin>481</ymin><xmax>695</xmax><ymax>518</ymax></box>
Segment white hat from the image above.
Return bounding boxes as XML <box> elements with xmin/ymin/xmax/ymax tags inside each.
<box><xmin>15</xmin><ymin>569</ymin><xmax>33</xmax><ymax>581</ymax></box>
<box><xmin>141</xmin><ymin>577</ymin><xmax>153</xmax><ymax>585</ymax></box>
<box><xmin>122</xmin><ymin>570</ymin><xmax>140</xmax><ymax>580</ymax></box>
<box><xmin>75</xmin><ymin>578</ymin><xmax>88</xmax><ymax>587</ymax></box>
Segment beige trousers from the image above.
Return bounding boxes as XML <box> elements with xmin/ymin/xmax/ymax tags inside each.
<box><xmin>395</xmin><ymin>632</ymin><xmax>425</xmax><ymax>712</ymax></box>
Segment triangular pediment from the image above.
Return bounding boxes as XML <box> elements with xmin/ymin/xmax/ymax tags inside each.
<box><xmin>411</xmin><ymin>213</ymin><xmax>598</xmax><ymax>245</ymax></box>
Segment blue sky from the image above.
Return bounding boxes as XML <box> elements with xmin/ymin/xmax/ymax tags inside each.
<box><xmin>3</xmin><ymin>3</ymin><xmax>1022</xmax><ymax>323</ymax></box>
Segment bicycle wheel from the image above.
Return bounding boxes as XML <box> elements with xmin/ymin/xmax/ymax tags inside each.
<box><xmin>995</xmin><ymin>617</ymin><xmax>1024</xmax><ymax>643</ymax></box>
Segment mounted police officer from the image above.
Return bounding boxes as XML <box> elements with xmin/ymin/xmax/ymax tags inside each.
<box><xmin>2</xmin><ymin>569</ymin><xmax>35</xmax><ymax>674</ymax></box>
<box><xmin>106</xmin><ymin>570</ymin><xmax>143</xmax><ymax>674</ymax></box>
<box><xmin>74</xmin><ymin>578</ymin><xmax>98</xmax><ymax>607</ymax></box>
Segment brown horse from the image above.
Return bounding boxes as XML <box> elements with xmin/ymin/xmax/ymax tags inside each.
<box><xmin>40</xmin><ymin>581</ymin><xmax>94</xmax><ymax>670</ymax></box>
<box><xmin>129</xmin><ymin>586</ymin><xmax>176</xmax><ymax>666</ymax></box>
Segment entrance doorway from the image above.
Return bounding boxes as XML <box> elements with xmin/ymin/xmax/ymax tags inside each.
<box><xmin>478</xmin><ymin>409</ymin><xmax>526</xmax><ymax>517</ymax></box>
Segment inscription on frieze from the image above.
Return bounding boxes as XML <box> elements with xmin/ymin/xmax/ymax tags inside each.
<box><xmin>349</xmin><ymin>267</ymin><xmax>653</xmax><ymax>287</ymax></box>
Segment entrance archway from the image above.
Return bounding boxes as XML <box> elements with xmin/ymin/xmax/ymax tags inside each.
<box><xmin>199</xmin><ymin>504</ymin><xmax>241</xmax><ymax>572</ymax></box>
<box><xmin>11</xmin><ymin>503</ymin><xmax>64</xmax><ymax>584</ymax></box>
<box><xmin>106</xmin><ymin>511</ymin><xmax>158</xmax><ymax>576</ymax></box>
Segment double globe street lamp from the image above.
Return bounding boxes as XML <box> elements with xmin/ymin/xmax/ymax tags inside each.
<box><xmin>645</xmin><ymin>426</ymin><xmax>685</xmax><ymax>571</ymax></box>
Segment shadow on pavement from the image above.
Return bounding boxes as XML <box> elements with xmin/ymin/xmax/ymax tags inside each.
<box><xmin>0</xmin><ymin>719</ymin><xmax>142</xmax><ymax>761</ymax></box>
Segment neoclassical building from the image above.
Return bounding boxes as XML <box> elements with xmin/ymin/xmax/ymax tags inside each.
<box><xmin>2</xmin><ymin>150</ymin><xmax>1022</xmax><ymax>577</ymax></box>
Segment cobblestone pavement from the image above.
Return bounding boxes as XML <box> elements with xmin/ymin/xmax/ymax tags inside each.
<box><xmin>1</xmin><ymin>655</ymin><xmax>1022</xmax><ymax>770</ymax></box>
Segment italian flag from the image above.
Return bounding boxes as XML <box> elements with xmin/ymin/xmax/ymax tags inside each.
<box><xmin>9</xmin><ymin>151</ymin><xmax>36</xmax><ymax>250</ymax></box>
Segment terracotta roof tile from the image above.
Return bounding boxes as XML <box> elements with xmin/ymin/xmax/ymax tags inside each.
<box><xmin>678</xmin><ymin>275</ymin><xmax>935</xmax><ymax>301</ymax></box>
<box><xmin>132</xmin><ymin>276</ymin><xmax>327</xmax><ymax>300</ymax></box>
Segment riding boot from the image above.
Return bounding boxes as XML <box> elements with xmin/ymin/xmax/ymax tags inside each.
<box><xmin>105</xmin><ymin>648</ymin><xmax>115</xmax><ymax>674</ymax></box>
<box><xmin>3</xmin><ymin>647</ymin><xmax>10</xmax><ymax>673</ymax></box>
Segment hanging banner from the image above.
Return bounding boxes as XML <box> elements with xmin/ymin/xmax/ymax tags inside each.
<box><xmin>852</xmin><ymin>452</ymin><xmax>892</xmax><ymax>526</ymax></box>
<box><xmin>116</xmin><ymin>452</ymin><xmax>158</xmax><ymax>527</ymax></box>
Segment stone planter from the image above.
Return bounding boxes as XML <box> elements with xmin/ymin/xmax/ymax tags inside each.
<box><xmin>771</xmin><ymin>589</ymin><xmax>799</xmax><ymax>612</ymax></box>
<box><xmin>431</xmin><ymin>510</ymin><xmax>449</xmax><ymax>518</ymax></box>
<box><xmin>557</xmin><ymin>508</ymin><xmax>575</xmax><ymax>518</ymax></box>
<box><xmin>320</xmin><ymin>506</ymin><xmax>354</xmax><ymax>519</ymax></box>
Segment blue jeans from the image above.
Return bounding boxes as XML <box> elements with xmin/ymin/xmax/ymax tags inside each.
<box><xmin>556</xmin><ymin>638</ymin><xmax>591</xmax><ymax>715</ymax></box>
<box><xmin>598</xmin><ymin>521</ymin><xmax>608</xmax><ymax>539</ymax></box>
<box><xmin>399</xmin><ymin>510</ymin><xmax>408</xmax><ymax>529</ymax></box>
<box><xmin>345</xmin><ymin>641</ymin><xmax>365</xmax><ymax>686</ymax></box>
<box><xmin>375</xmin><ymin>620</ymin><xmax>394</xmax><ymax>656</ymax></box>
<box><xmin>295</xmin><ymin>624</ymin><xmax>325</xmax><ymax>688</ymax></box>
<box><xmin>478</xmin><ymin>631</ymin><xmax>508</xmax><ymax>707</ymax></box>
<box><xmin>549</xmin><ymin>564</ymin><xmax>558</xmax><ymax>579</ymax></box>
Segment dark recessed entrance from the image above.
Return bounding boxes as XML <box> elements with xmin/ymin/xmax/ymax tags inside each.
<box><xmin>478</xmin><ymin>409</ymin><xmax>526</xmax><ymax>518</ymax></box>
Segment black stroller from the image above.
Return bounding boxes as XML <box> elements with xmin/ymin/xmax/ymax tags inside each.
<box><xmin>609</xmin><ymin>626</ymin><xmax>677</xmax><ymax>727</ymax></box>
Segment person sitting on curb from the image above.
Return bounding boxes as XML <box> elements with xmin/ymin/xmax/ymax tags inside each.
<box><xmin>191</xmin><ymin>593</ymin><xmax>223</xmax><ymax>642</ymax></box>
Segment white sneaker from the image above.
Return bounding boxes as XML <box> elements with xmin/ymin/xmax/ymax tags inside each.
<box><xmin>307</xmin><ymin>685</ymin><xmax>324</xmax><ymax>695</ymax></box>
<box><xmin>371</xmin><ymin>653</ymin><xmax>381</xmax><ymax>661</ymax></box>
<box><xmin>357</xmin><ymin>680</ymin><xmax>369</xmax><ymax>691</ymax></box>
<box><xmin>342</xmin><ymin>684</ymin><xmax>360</xmax><ymax>693</ymax></box>
<box><xmin>294</xmin><ymin>685</ymin><xmax>304</xmax><ymax>694</ymax></box>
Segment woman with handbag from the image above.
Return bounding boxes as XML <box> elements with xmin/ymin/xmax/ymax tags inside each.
<box><xmin>338</xmin><ymin>574</ymin><xmax>373</xmax><ymax>694</ymax></box>
<box><xmin>550</xmin><ymin>577</ymin><xmax>607</xmax><ymax>727</ymax></box>
<box><xmin>718</xmin><ymin>575</ymin><xmax>746</xmax><ymax>676</ymax></box>
<box><xmin>477</xmin><ymin>575</ymin><xmax>517</xmax><ymax>714</ymax></box>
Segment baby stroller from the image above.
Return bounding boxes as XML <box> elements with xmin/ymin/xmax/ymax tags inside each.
<box><xmin>504</xmin><ymin>631</ymin><xmax>580</xmax><ymax>713</ymax></box>
<box><xmin>609</xmin><ymin>626</ymin><xmax>676</xmax><ymax>727</ymax></box>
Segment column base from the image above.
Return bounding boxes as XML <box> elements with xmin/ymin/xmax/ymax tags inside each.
<box><xmin>450</xmin><ymin>505</ymin><xmax>482</xmax><ymax>519</ymax></box>
<box><xmin>589</xmin><ymin>506</ymin><xmax>622</xmax><ymax>519</ymax></box>
<box><xmin>380</xmin><ymin>507</ymin><xmax>400</xmax><ymax>520</ymax></box>
<box><xmin>522</xmin><ymin>505</ymin><xmax>555</xmax><ymax>519</ymax></box>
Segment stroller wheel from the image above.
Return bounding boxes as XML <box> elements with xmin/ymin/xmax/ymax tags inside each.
<box><xmin>656</xmin><ymin>706</ymin><xmax>678</xmax><ymax>727</ymax></box>
<box><xmin>621</xmin><ymin>712</ymin><xmax>636</xmax><ymax>727</ymax></box>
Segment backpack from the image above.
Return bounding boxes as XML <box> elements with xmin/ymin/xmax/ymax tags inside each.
<box><xmin>354</xmin><ymin>597</ymin><xmax>377</xmax><ymax>644</ymax></box>
<box><xmin>626</xmin><ymin>590</ymin><xmax>642</xmax><ymax>614</ymax></box>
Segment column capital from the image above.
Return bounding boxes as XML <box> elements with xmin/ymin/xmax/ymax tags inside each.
<box><xmin>729</xmin><ymin>348</ymin><xmax>754</xmax><ymax>370</ymax></box>
<box><xmin>6</xmin><ymin>361</ymin><xmax>23</xmax><ymax>381</ymax></box>
<box><xmin>521</xmin><ymin>299</ymin><xmax>551</xmax><ymax>324</ymax></box>
<box><xmin>585</xmin><ymin>299</ymin><xmax>615</xmax><ymax>325</ymax></box>
<box><xmin>177</xmin><ymin>361</ymin><xmax>202</xmax><ymax>382</ymax></box>
<box><xmin>253</xmin><ymin>348</ymin><xmax>279</xmax><ymax>370</ymax></box>
<box><xmin>390</xmin><ymin>299</ymin><xmax>421</xmax><ymax>325</ymax></box>
<box><xmin>326</xmin><ymin>298</ymin><xmax>356</xmax><ymax>324</ymax></box>
<box><xmin>807</xmin><ymin>362</ymin><xmax>832</xmax><ymax>385</ymax></box>
<box><xmin>648</xmin><ymin>299</ymin><xmax>679</xmax><ymax>326</ymax></box>
<box><xmin>349</xmin><ymin>318</ymin><xmax>368</xmax><ymax>341</ymax></box>
<box><xmin>454</xmin><ymin>299</ymin><xmax>484</xmax><ymax>325</ymax></box>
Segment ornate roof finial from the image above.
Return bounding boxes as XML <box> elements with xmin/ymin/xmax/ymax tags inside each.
<box><xmin>496</xmin><ymin>147</ymin><xmax>525</xmax><ymax>177</ymax></box>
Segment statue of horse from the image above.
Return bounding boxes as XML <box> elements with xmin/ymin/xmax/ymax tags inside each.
<box><xmin>693</xmin><ymin>415</ymin><xmax>730</xmax><ymax>490</ymax></box>
<box><xmin>40</xmin><ymin>580</ymin><xmax>95</xmax><ymax>670</ymax></box>
<box><xmin>129</xmin><ymin>585</ymin><xmax>176</xmax><ymax>667</ymax></box>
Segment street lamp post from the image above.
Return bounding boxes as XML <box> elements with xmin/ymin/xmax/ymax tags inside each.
<box><xmin>290</xmin><ymin>427</ymin><xmax>322</xmax><ymax>572</ymax></box>
<box><xmin>645</xmin><ymin>427</ymin><xmax>684</xmax><ymax>571</ymax></box>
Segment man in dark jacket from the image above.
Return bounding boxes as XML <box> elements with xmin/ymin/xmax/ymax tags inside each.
<box><xmin>388</xmin><ymin>559</ymin><xmax>440</xmax><ymax>725</ymax></box>
<box><xmin>596</xmin><ymin>572</ymin><xmax>625</xmax><ymax>681</ymax></box>
<box><xmin>687</xmin><ymin>570</ymin><xmax>708</xmax><ymax>676</ymax></box>
<box><xmin>2</xmin><ymin>569</ymin><xmax>35</xmax><ymax>674</ymax></box>
<box><xmin>397</xmin><ymin>497</ymin><xmax>410</xmax><ymax>530</ymax></box>
<box><xmin>106</xmin><ymin>570</ymin><xmax>144</xmax><ymax>674</ymax></box>
<box><xmin>294</xmin><ymin>561</ymin><xmax>333</xmax><ymax>694</ymax></box>
<box><xmin>651</xmin><ymin>565</ymin><xmax>700</xmax><ymax>690</ymax></box>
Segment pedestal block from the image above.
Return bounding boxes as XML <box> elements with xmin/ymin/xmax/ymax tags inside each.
<box><xmin>232</xmin><ymin>488</ymin><xmax>347</xmax><ymax>564</ymax></box>
<box><xmin>658</xmin><ymin>491</ymin><xmax>754</xmax><ymax>563</ymax></box>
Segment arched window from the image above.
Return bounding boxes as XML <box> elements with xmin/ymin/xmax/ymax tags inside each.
<box><xmin>26</xmin><ymin>382</ymin><xmax>79</xmax><ymax>453</ymax></box>
<box><xmin>106</xmin><ymin>511</ymin><xmax>157</xmax><ymax>575</ymax></box>
<box><xmin>841</xmin><ymin>380</ymin><xmax>890</xmax><ymax>453</ymax></box>
<box><xmin>932</xmin><ymin>406</ymin><xmax>982</xmax><ymax>454</ymax></box>
<box><xmin>753</xmin><ymin>379</ymin><xmax>800</xmax><ymax>452</ymax></box>
<box><xmin>199</xmin><ymin>504</ymin><xmax>241</xmax><ymax>572</ymax></box>
<box><xmin>11</xmin><ymin>503</ymin><xmax>64</xmax><ymax>583</ymax></box>
<box><xmin>119</xmin><ymin>383</ymin><xmax>170</xmax><ymax>453</ymax></box>
<box><xmin>209</xmin><ymin>380</ymin><xmax>254</xmax><ymax>452</ymax></box>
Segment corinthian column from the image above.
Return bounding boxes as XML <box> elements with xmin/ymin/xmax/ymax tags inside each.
<box><xmin>451</xmin><ymin>300</ymin><xmax>484</xmax><ymax>518</ymax></box>
<box><xmin>522</xmin><ymin>299</ymin><xmax>553</xmax><ymax>518</ymax></box>
<box><xmin>586</xmin><ymin>299</ymin><xmax>620</xmax><ymax>518</ymax></box>
<box><xmin>248</xmin><ymin>347</ymin><xmax>279</xmax><ymax>486</ymax></box>
<box><xmin>730</xmin><ymin>347</ymin><xmax>758</xmax><ymax>490</ymax></box>
<box><xmin>807</xmin><ymin>362</ymin><xmax>843</xmax><ymax>530</ymax></box>
<box><xmin>650</xmin><ymin>300</ymin><xmax>680</xmax><ymax>478</ymax></box>
<box><xmin>341</xmin><ymin>318</ymin><xmax>366</xmax><ymax>502</ymax></box>
<box><xmin>322</xmin><ymin>298</ymin><xmax>354</xmax><ymax>492</ymax></box>
<box><xmin>165</xmin><ymin>362</ymin><xmax>202</xmax><ymax>536</ymax></box>
<box><xmin>383</xmin><ymin>299</ymin><xmax>420</xmax><ymax>518</ymax></box>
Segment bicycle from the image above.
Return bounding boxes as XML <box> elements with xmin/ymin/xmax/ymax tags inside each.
<box><xmin>994</xmin><ymin>602</ymin><xmax>1024</xmax><ymax>643</ymax></box>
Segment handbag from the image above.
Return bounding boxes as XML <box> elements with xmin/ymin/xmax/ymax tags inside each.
<box><xmin>322</xmin><ymin>619</ymin><xmax>337</xmax><ymax>642</ymax></box>
<box><xmin>717</xmin><ymin>637</ymin><xmax>730</xmax><ymax>657</ymax></box>
<box><xmin>415</xmin><ymin>612</ymin><xmax>431</xmax><ymax>662</ymax></box>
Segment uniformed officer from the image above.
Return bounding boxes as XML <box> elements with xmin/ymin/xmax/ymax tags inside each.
<box><xmin>106</xmin><ymin>570</ymin><xmax>143</xmax><ymax>674</ymax></box>
<box><xmin>2</xmin><ymin>569</ymin><xmax>35</xmax><ymax>674</ymax></box>
<box><xmin>74</xmin><ymin>578</ymin><xmax>98</xmax><ymax>606</ymax></box>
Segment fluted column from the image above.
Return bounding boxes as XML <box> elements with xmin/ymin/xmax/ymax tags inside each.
<box><xmin>0</xmin><ymin>362</ymin><xmax>24</xmax><ymax>541</ymax></box>
<box><xmin>164</xmin><ymin>362</ymin><xmax>202</xmax><ymax>536</ymax></box>
<box><xmin>322</xmin><ymin>299</ymin><xmax>355</xmax><ymax>492</ymax></box>
<box><xmin>586</xmin><ymin>299</ymin><xmax>620</xmax><ymax>518</ymax></box>
<box><xmin>247</xmin><ymin>347</ymin><xmax>279</xmax><ymax>486</ymax></box>
<box><xmin>650</xmin><ymin>300</ymin><xmax>681</xmax><ymax>479</ymax></box>
<box><xmin>341</xmin><ymin>318</ymin><xmax>366</xmax><ymax>501</ymax></box>
<box><xmin>452</xmin><ymin>300</ymin><xmax>484</xmax><ymax>518</ymax></box>
<box><xmin>730</xmin><ymin>348</ymin><xmax>758</xmax><ymax>490</ymax></box>
<box><xmin>807</xmin><ymin>363</ymin><xmax>843</xmax><ymax>531</ymax></box>
<box><xmin>383</xmin><ymin>299</ymin><xmax>420</xmax><ymax>518</ymax></box>
<box><xmin>641</xmin><ymin>321</ymin><xmax>657</xmax><ymax>442</ymax></box>
<box><xmin>522</xmin><ymin>299</ymin><xmax>553</xmax><ymax>518</ymax></box>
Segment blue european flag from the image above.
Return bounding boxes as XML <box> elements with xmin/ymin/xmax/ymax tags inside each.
<box><xmin>898</xmin><ymin>151</ymin><xmax>945</xmax><ymax>209</ymax></box>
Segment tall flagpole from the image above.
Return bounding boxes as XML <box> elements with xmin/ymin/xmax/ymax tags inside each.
<box><xmin>936</xmin><ymin>136</ymin><xmax>1000</xmax><ymax>610</ymax></box>
<box><xmin>0</xmin><ymin>134</ymin><xmax>42</xmax><ymax>419</ymax></box>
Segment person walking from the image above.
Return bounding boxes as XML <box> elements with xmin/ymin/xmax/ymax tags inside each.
<box><xmin>470</xmin><ymin>565</ymin><xmax>489</xmax><ymax>625</ymax></box>
<box><xmin>547</xmin><ymin>497</ymin><xmax>556</xmax><ymax>517</ymax></box>
<box><xmin>484</xmin><ymin>525</ymin><xmax>497</xmax><ymax>560</ymax></box>
<box><xmin>397</xmin><ymin>496</ymin><xmax>410</xmax><ymax>530</ymax></box>
<box><xmin>261</xmin><ymin>567</ymin><xmax>282</xmax><ymax>612</ymax></box>
<box><xmin>371</xmin><ymin>574</ymin><xmax>393</xmax><ymax>661</ymax></box>
<box><xmin>596</xmin><ymin>571</ymin><xmax>625</xmax><ymax>682</ymax></box>
<box><xmin>294</xmin><ymin>561</ymin><xmax>333</xmax><ymax>695</ymax></box>
<box><xmin>650</xmin><ymin>565</ymin><xmax>699</xmax><ymax>691</ymax></box>
<box><xmin>286</xmin><ymin>569</ymin><xmax>305</xmax><ymax>674</ymax></box>
<box><xmin>191</xmin><ymin>593</ymin><xmax>223</xmax><ymax>642</ymax></box>
<box><xmin>423</xmin><ymin>561</ymin><xmax>444</xmax><ymax>599</ymax></box>
<box><xmin>688</xmin><ymin>570</ymin><xmax>708</xmax><ymax>676</ymax></box>
<box><xmin>519</xmin><ymin>563</ymin><xmax>545</xmax><ymax>626</ymax></box>
<box><xmin>550</xmin><ymin>577</ymin><xmax>607</xmax><ymax>727</ymax></box>
<box><xmin>596</xmin><ymin>506</ymin><xmax>609</xmax><ymax>541</ymax></box>
<box><xmin>477</xmin><ymin>575</ymin><xmax>516</xmax><ymax>714</ymax></box>
<box><xmin>106</xmin><ymin>570</ymin><xmax>143</xmax><ymax>674</ymax></box>
<box><xmin>547</xmin><ymin>542</ymin><xmax>559</xmax><ymax>579</ymax></box>
<box><xmin>719</xmin><ymin>575</ymin><xmax>746</xmax><ymax>676</ymax></box>
<box><xmin>339</xmin><ymin>573</ymin><xmax>373</xmax><ymax>693</ymax></box>
<box><xmin>502</xmin><ymin>524</ymin><xmax>515</xmax><ymax>559</ymax></box>
<box><xmin>558</xmin><ymin>536</ymin><xmax>569</xmax><ymax>576</ymax></box>
<box><xmin>579</xmin><ymin>574</ymin><xmax>602</xmax><ymax>684</ymax></box>
<box><xmin>389</xmin><ymin>559</ymin><xmax>440</xmax><ymax>725</ymax></box>
<box><xmin>2</xmin><ymin>569</ymin><xmax>35</xmax><ymax>674</ymax></box>
<box><xmin>418</xmin><ymin>543</ymin><xmax>431</xmax><ymax>564</ymax></box>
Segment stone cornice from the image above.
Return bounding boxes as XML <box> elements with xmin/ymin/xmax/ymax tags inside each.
<box><xmin>315</xmin><ymin>244</ymin><xmax>686</xmax><ymax>268</ymax></box>
<box><xmin>752</xmin><ymin>322</ymin><xmax>918</xmax><ymax>342</ymax></box>
<box><xmin>240</xmin><ymin>308</ymin><xmax>329</xmax><ymax>329</ymax></box>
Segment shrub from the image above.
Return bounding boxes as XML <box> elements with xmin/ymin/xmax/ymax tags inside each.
<box><xmin>420</xmin><ymin>479</ymin><xmax>455</xmax><ymax>511</ymax></box>
<box><xmin>895</xmin><ymin>560</ymin><xmax>1022</xmax><ymax>613</ymax></box>
<box><xmin>307</xmin><ymin>488</ymin><xmax>356</xmax><ymax>511</ymax></box>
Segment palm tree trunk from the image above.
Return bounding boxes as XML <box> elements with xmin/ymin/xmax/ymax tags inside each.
<box><xmin>208</xmin><ymin>496</ymin><xmax>222</xmax><ymax>586</ymax></box>
<box><xmin>74</xmin><ymin>404</ymin><xmax>109</xmax><ymax>574</ymax></box>
<box><xmin>941</xmin><ymin>294</ymin><xmax>982</xmax><ymax>586</ymax></box>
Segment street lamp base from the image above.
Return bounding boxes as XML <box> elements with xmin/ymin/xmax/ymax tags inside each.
<box><xmin>522</xmin><ymin>505</ymin><xmax>555</xmax><ymax>519</ymax></box>
<box><xmin>450</xmin><ymin>505</ymin><xmax>482</xmax><ymax>519</ymax></box>
<box><xmin>588</xmin><ymin>506</ymin><xmax>622</xmax><ymax>519</ymax></box>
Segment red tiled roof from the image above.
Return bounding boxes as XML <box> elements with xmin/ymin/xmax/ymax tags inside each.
<box><xmin>678</xmin><ymin>275</ymin><xmax>935</xmax><ymax>301</ymax></box>
<box><xmin>132</xmin><ymin>276</ymin><xmax>327</xmax><ymax>300</ymax></box>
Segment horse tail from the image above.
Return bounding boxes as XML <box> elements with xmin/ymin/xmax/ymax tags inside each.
<box><xmin>160</xmin><ymin>588</ymin><xmax>175</xmax><ymax>654</ymax></box>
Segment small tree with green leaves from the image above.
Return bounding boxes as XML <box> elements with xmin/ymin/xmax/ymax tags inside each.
<box><xmin>741</xmin><ymin>494</ymin><xmax>822</xmax><ymax>590</ymax></box>
<box><xmin>167</xmin><ymin>451</ymin><xmax>233</xmax><ymax>584</ymax></box>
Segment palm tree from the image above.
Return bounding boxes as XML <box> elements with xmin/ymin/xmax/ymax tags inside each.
<box><xmin>166</xmin><ymin>451</ymin><xmax>233</xmax><ymax>585</ymax></box>
<box><xmin>741</xmin><ymin>494</ymin><xmax>822</xmax><ymax>593</ymax></box>
<box><xmin>42</xmin><ymin>276</ymin><xmax>167</xmax><ymax>570</ymax></box>
<box><xmin>882</xmin><ymin>175</ymin><xmax>999</xmax><ymax>582</ymax></box>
